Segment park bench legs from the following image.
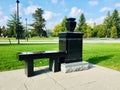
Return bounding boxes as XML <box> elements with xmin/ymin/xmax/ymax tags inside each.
<box><xmin>25</xmin><ymin>59</ymin><xmax>34</xmax><ymax>77</ymax></box>
<box><xmin>49</xmin><ymin>57</ymin><xmax>60</xmax><ymax>72</ymax></box>
<box><xmin>24</xmin><ymin>58</ymin><xmax>61</xmax><ymax>77</ymax></box>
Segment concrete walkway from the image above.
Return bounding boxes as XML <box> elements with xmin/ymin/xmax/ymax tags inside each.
<box><xmin>0</xmin><ymin>65</ymin><xmax>120</xmax><ymax>90</ymax></box>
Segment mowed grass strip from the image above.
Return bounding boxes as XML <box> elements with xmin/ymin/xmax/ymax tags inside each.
<box><xmin>0</xmin><ymin>44</ymin><xmax>58</xmax><ymax>71</ymax></box>
<box><xmin>0</xmin><ymin>43</ymin><xmax>120</xmax><ymax>71</ymax></box>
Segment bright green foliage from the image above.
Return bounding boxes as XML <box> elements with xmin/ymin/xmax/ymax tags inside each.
<box><xmin>103</xmin><ymin>9</ymin><xmax>120</xmax><ymax>38</ymax></box>
<box><xmin>111</xmin><ymin>26</ymin><xmax>117</xmax><ymax>38</ymax></box>
<box><xmin>96</xmin><ymin>25</ymin><xmax>106</xmax><ymax>38</ymax></box>
<box><xmin>81</xmin><ymin>23</ymin><xmax>87</xmax><ymax>38</ymax></box>
<box><xmin>53</xmin><ymin>24</ymin><xmax>64</xmax><ymax>36</ymax></box>
<box><xmin>86</xmin><ymin>26</ymin><xmax>92</xmax><ymax>38</ymax></box>
<box><xmin>53</xmin><ymin>16</ymin><xmax>67</xmax><ymax>36</ymax></box>
<box><xmin>111</xmin><ymin>9</ymin><xmax>120</xmax><ymax>37</ymax></box>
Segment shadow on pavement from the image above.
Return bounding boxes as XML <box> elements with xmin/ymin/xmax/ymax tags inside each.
<box><xmin>34</xmin><ymin>67</ymin><xmax>50</xmax><ymax>76</ymax></box>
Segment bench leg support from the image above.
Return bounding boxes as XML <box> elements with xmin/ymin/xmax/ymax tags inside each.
<box><xmin>49</xmin><ymin>58</ymin><xmax>60</xmax><ymax>72</ymax></box>
<box><xmin>25</xmin><ymin>59</ymin><xmax>34</xmax><ymax>77</ymax></box>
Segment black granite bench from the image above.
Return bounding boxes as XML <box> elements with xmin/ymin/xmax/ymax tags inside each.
<box><xmin>18</xmin><ymin>51</ymin><xmax>66</xmax><ymax>77</ymax></box>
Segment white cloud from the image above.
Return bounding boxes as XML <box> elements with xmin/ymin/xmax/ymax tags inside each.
<box><xmin>51</xmin><ymin>0</ymin><xmax>58</xmax><ymax>4</ymax></box>
<box><xmin>24</xmin><ymin>5</ymin><xmax>40</xmax><ymax>15</ymax></box>
<box><xmin>60</xmin><ymin>0</ymin><xmax>65</xmax><ymax>5</ymax></box>
<box><xmin>100</xmin><ymin>7</ymin><xmax>112</xmax><ymax>12</ymax></box>
<box><xmin>10</xmin><ymin>4</ymin><xmax>16</xmax><ymax>13</ymax></box>
<box><xmin>0</xmin><ymin>10</ymin><xmax>2</xmax><ymax>15</ymax></box>
<box><xmin>88</xmin><ymin>1</ymin><xmax>98</xmax><ymax>6</ymax></box>
<box><xmin>69</xmin><ymin>7</ymin><xmax>83</xmax><ymax>17</ymax></box>
<box><xmin>118</xmin><ymin>10</ymin><xmax>120</xmax><ymax>15</ymax></box>
<box><xmin>86</xmin><ymin>19</ymin><xmax>95</xmax><ymax>27</ymax></box>
<box><xmin>9</xmin><ymin>3</ymin><xmax>23</xmax><ymax>16</ymax></box>
<box><xmin>46</xmin><ymin>20</ymin><xmax>60</xmax><ymax>29</ymax></box>
<box><xmin>115</xmin><ymin>3</ymin><xmax>120</xmax><ymax>7</ymax></box>
<box><xmin>43</xmin><ymin>11</ymin><xmax>60</xmax><ymax>20</ymax></box>
<box><xmin>95</xmin><ymin>16</ymin><xmax>105</xmax><ymax>25</ymax></box>
<box><xmin>0</xmin><ymin>10</ymin><xmax>9</xmax><ymax>26</ymax></box>
<box><xmin>87</xmin><ymin>16</ymin><xmax>105</xmax><ymax>26</ymax></box>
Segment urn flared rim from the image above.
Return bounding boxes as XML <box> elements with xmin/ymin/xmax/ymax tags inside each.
<box><xmin>67</xmin><ymin>18</ymin><xmax>76</xmax><ymax>21</ymax></box>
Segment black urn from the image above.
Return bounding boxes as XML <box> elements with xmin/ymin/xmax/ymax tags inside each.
<box><xmin>66</xmin><ymin>18</ymin><xmax>76</xmax><ymax>32</ymax></box>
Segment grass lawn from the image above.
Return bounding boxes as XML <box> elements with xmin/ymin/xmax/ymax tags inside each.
<box><xmin>83</xmin><ymin>43</ymin><xmax>120</xmax><ymax>71</ymax></box>
<box><xmin>0</xmin><ymin>44</ymin><xmax>58</xmax><ymax>71</ymax></box>
<box><xmin>0</xmin><ymin>43</ymin><xmax>120</xmax><ymax>71</ymax></box>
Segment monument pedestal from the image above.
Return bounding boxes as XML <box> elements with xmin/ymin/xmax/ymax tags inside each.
<box><xmin>59</xmin><ymin>18</ymin><xmax>90</xmax><ymax>73</ymax></box>
<box><xmin>59</xmin><ymin>32</ymin><xmax>83</xmax><ymax>63</ymax></box>
<box><xmin>61</xmin><ymin>61</ymin><xmax>90</xmax><ymax>73</ymax></box>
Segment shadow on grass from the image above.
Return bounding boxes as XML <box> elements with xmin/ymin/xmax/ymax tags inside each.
<box><xmin>87</xmin><ymin>55</ymin><xmax>114</xmax><ymax>64</ymax></box>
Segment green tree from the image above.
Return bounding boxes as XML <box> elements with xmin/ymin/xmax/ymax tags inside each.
<box><xmin>61</xmin><ymin>16</ymin><xmax>67</xmax><ymax>32</ymax></box>
<box><xmin>104</xmin><ymin>11</ymin><xmax>112</xmax><ymax>37</ymax></box>
<box><xmin>1</xmin><ymin>26</ymin><xmax>7</xmax><ymax>37</ymax></box>
<box><xmin>86</xmin><ymin>25</ymin><xmax>92</xmax><ymax>38</ymax></box>
<box><xmin>111</xmin><ymin>9</ymin><xmax>120</xmax><ymax>37</ymax></box>
<box><xmin>81</xmin><ymin>23</ymin><xmax>87</xmax><ymax>38</ymax></box>
<box><xmin>111</xmin><ymin>26</ymin><xmax>117</xmax><ymax>38</ymax></box>
<box><xmin>53</xmin><ymin>16</ymin><xmax>67</xmax><ymax>36</ymax></box>
<box><xmin>7</xmin><ymin>13</ymin><xmax>17</xmax><ymax>37</ymax></box>
<box><xmin>76</xmin><ymin>13</ymin><xmax>86</xmax><ymax>32</ymax></box>
<box><xmin>95</xmin><ymin>24</ymin><xmax>106</xmax><ymax>38</ymax></box>
<box><xmin>31</xmin><ymin>8</ymin><xmax>46</xmax><ymax>37</ymax></box>
<box><xmin>53</xmin><ymin>24</ymin><xmax>64</xmax><ymax>36</ymax></box>
<box><xmin>93</xmin><ymin>26</ymin><xmax>98</xmax><ymax>37</ymax></box>
<box><xmin>30</xmin><ymin>29</ymin><xmax>38</xmax><ymax>37</ymax></box>
<box><xmin>7</xmin><ymin>12</ymin><xmax>24</xmax><ymax>38</ymax></box>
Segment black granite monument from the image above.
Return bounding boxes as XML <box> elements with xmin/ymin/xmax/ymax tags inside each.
<box><xmin>59</xmin><ymin>18</ymin><xmax>83</xmax><ymax>63</ymax></box>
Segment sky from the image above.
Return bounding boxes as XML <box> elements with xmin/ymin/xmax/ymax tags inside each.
<box><xmin>0</xmin><ymin>0</ymin><xmax>120</xmax><ymax>29</ymax></box>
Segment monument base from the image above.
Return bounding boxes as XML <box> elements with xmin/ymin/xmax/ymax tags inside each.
<box><xmin>61</xmin><ymin>61</ymin><xmax>90</xmax><ymax>73</ymax></box>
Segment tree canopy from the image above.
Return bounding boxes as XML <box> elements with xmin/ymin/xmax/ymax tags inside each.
<box><xmin>53</xmin><ymin>16</ymin><xmax>67</xmax><ymax>36</ymax></box>
<box><xmin>31</xmin><ymin>8</ymin><xmax>46</xmax><ymax>37</ymax></box>
<box><xmin>76</xmin><ymin>13</ymin><xmax>86</xmax><ymax>32</ymax></box>
<box><xmin>7</xmin><ymin>12</ymin><xmax>24</xmax><ymax>38</ymax></box>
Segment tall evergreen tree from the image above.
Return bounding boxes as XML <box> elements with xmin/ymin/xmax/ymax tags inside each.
<box><xmin>7</xmin><ymin>13</ymin><xmax>17</xmax><ymax>37</ymax></box>
<box><xmin>111</xmin><ymin>9</ymin><xmax>120</xmax><ymax>37</ymax></box>
<box><xmin>104</xmin><ymin>11</ymin><xmax>112</xmax><ymax>37</ymax></box>
<box><xmin>76</xmin><ymin>13</ymin><xmax>86</xmax><ymax>32</ymax></box>
<box><xmin>7</xmin><ymin>12</ymin><xmax>24</xmax><ymax>38</ymax></box>
<box><xmin>31</xmin><ymin>8</ymin><xmax>46</xmax><ymax>37</ymax></box>
<box><xmin>61</xmin><ymin>16</ymin><xmax>67</xmax><ymax>32</ymax></box>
